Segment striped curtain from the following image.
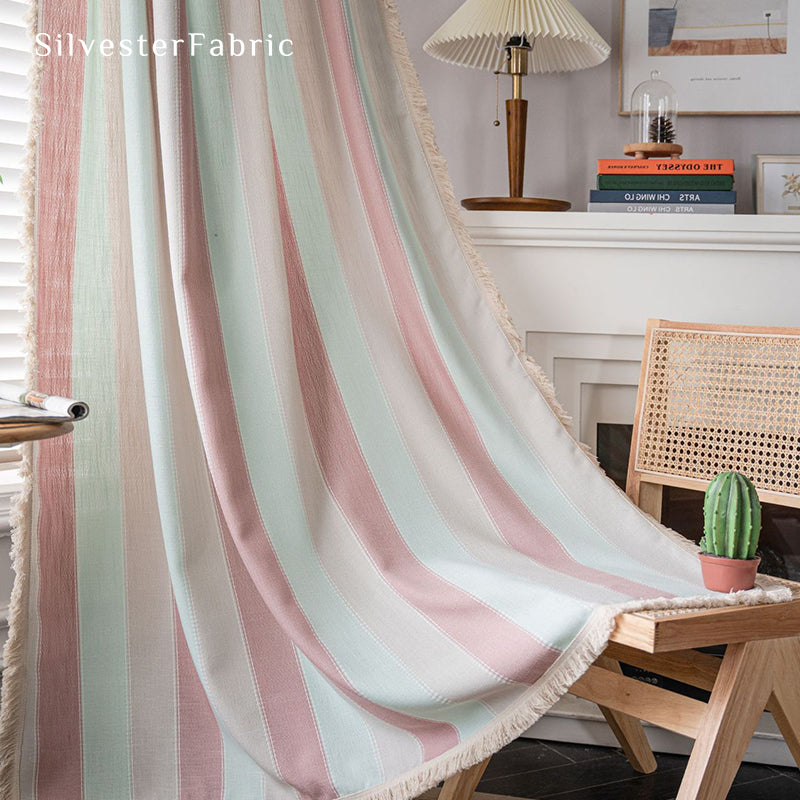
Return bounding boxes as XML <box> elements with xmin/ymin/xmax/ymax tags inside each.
<box><xmin>0</xmin><ymin>1</ymin><xmax>778</xmax><ymax>799</ymax></box>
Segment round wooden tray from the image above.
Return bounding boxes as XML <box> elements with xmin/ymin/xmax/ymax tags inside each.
<box><xmin>461</xmin><ymin>196</ymin><xmax>571</xmax><ymax>212</ymax></box>
<box><xmin>0</xmin><ymin>421</ymin><xmax>74</xmax><ymax>445</ymax></box>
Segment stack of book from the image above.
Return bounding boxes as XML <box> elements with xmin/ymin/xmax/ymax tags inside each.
<box><xmin>588</xmin><ymin>159</ymin><xmax>736</xmax><ymax>215</ymax></box>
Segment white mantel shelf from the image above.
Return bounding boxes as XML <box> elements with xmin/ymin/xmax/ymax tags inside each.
<box><xmin>465</xmin><ymin>211</ymin><xmax>800</xmax><ymax>254</ymax></box>
<box><xmin>464</xmin><ymin>210</ymin><xmax>800</xmax><ymax>338</ymax></box>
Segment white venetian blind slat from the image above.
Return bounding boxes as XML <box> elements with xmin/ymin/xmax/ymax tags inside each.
<box><xmin>0</xmin><ymin>121</ymin><xmax>25</xmax><ymax>147</ymax></box>
<box><xmin>0</xmin><ymin>262</ymin><xmax>22</xmax><ymax>282</ymax></box>
<box><xmin>0</xmin><ymin>70</ymin><xmax>26</xmax><ymax>98</ymax></box>
<box><xmin>0</xmin><ymin>94</ymin><xmax>26</xmax><ymax>123</ymax></box>
<box><xmin>0</xmin><ymin>165</ymin><xmax>21</xmax><ymax>189</ymax></box>
<box><xmin>0</xmin><ymin>1</ymin><xmax>27</xmax><ymax>27</ymax></box>
<box><xmin>0</xmin><ymin>238</ymin><xmax>22</xmax><ymax>262</ymax></box>
<box><xmin>0</xmin><ymin>285</ymin><xmax>22</xmax><ymax>308</ymax></box>
<box><xmin>0</xmin><ymin>47</ymin><xmax>27</xmax><ymax>76</ymax></box>
<box><xmin>0</xmin><ymin>21</ymin><xmax>27</xmax><ymax>51</ymax></box>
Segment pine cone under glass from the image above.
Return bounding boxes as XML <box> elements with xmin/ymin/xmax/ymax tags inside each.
<box><xmin>649</xmin><ymin>115</ymin><xmax>676</xmax><ymax>144</ymax></box>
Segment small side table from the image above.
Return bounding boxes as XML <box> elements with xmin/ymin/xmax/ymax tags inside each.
<box><xmin>0</xmin><ymin>421</ymin><xmax>73</xmax><ymax>446</ymax></box>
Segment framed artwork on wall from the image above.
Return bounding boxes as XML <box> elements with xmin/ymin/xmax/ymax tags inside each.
<box><xmin>754</xmin><ymin>155</ymin><xmax>800</xmax><ymax>214</ymax></box>
<box><xmin>619</xmin><ymin>0</ymin><xmax>800</xmax><ymax>115</ymax></box>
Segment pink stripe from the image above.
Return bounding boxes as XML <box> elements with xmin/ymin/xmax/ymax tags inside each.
<box><xmin>217</xmin><ymin>497</ymin><xmax>337</xmax><ymax>800</ymax></box>
<box><xmin>319</xmin><ymin>0</ymin><xmax>666</xmax><ymax>602</ymax></box>
<box><xmin>34</xmin><ymin>2</ymin><xmax>87</xmax><ymax>797</ymax></box>
<box><xmin>175</xmin><ymin>606</ymin><xmax>223</xmax><ymax>800</ymax></box>
<box><xmin>276</xmin><ymin>148</ymin><xmax>560</xmax><ymax>685</ymax></box>
<box><xmin>173</xmin><ymin>40</ymin><xmax>456</xmax><ymax>761</ymax></box>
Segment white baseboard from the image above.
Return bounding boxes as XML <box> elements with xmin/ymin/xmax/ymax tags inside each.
<box><xmin>523</xmin><ymin>696</ymin><xmax>795</xmax><ymax>768</ymax></box>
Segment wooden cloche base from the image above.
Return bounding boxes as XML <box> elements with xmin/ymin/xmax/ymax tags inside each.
<box><xmin>461</xmin><ymin>196</ymin><xmax>571</xmax><ymax>212</ymax></box>
<box><xmin>624</xmin><ymin>142</ymin><xmax>683</xmax><ymax>160</ymax></box>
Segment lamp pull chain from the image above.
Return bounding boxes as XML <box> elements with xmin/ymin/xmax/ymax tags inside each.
<box><xmin>492</xmin><ymin>71</ymin><xmax>501</xmax><ymax>126</ymax></box>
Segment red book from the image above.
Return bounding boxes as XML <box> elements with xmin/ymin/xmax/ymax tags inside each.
<box><xmin>597</xmin><ymin>159</ymin><xmax>735</xmax><ymax>175</ymax></box>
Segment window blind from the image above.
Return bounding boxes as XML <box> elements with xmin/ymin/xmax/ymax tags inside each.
<box><xmin>0</xmin><ymin>0</ymin><xmax>29</xmax><ymax>650</ymax></box>
<box><xmin>0</xmin><ymin>0</ymin><xmax>31</xmax><ymax>530</ymax></box>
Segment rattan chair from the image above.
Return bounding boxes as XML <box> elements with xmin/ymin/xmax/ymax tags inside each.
<box><xmin>439</xmin><ymin>319</ymin><xmax>800</xmax><ymax>800</ymax></box>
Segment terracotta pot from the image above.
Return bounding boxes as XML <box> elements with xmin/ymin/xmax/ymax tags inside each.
<box><xmin>699</xmin><ymin>553</ymin><xmax>761</xmax><ymax>593</ymax></box>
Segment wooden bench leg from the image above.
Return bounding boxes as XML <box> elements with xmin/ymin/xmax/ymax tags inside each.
<box><xmin>439</xmin><ymin>757</ymin><xmax>491</xmax><ymax>800</ymax></box>
<box><xmin>595</xmin><ymin>657</ymin><xmax>657</xmax><ymax>774</ymax></box>
<box><xmin>769</xmin><ymin>636</ymin><xmax>800</xmax><ymax>769</ymax></box>
<box><xmin>676</xmin><ymin>640</ymin><xmax>775</xmax><ymax>800</ymax></box>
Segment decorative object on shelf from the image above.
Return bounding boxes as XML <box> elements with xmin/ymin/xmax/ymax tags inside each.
<box><xmin>624</xmin><ymin>71</ymin><xmax>682</xmax><ymax>160</ymax></box>
<box><xmin>754</xmin><ymin>154</ymin><xmax>800</xmax><ymax>214</ymax></box>
<box><xmin>424</xmin><ymin>0</ymin><xmax>610</xmax><ymax>211</ymax></box>
<box><xmin>649</xmin><ymin>114</ymin><xmax>675</xmax><ymax>144</ymax></box>
<box><xmin>699</xmin><ymin>471</ymin><xmax>762</xmax><ymax>592</ymax></box>
<box><xmin>620</xmin><ymin>0</ymin><xmax>800</xmax><ymax>115</ymax></box>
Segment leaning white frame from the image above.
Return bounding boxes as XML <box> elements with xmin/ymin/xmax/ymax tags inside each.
<box><xmin>753</xmin><ymin>154</ymin><xmax>800</xmax><ymax>214</ymax></box>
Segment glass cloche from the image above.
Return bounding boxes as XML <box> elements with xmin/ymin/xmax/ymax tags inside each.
<box><xmin>630</xmin><ymin>70</ymin><xmax>678</xmax><ymax>146</ymax></box>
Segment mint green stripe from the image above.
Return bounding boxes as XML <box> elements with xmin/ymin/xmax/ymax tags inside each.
<box><xmin>262</xmin><ymin>0</ymin><xmax>596</xmax><ymax>653</ymax></box>
<box><xmin>220</xmin><ymin>732</ymin><xmax>266</xmax><ymax>800</ymax></box>
<box><xmin>297</xmin><ymin>649</ymin><xmax>383</xmax><ymax>795</ymax></box>
<box><xmin>184</xmin><ymin>0</ymin><xmax>486</xmax><ymax>730</ymax></box>
<box><xmin>116</xmin><ymin>5</ymin><xmax>185</xmax><ymax>797</ymax></box>
<box><xmin>72</xmin><ymin>2</ymin><xmax>130</xmax><ymax>796</ymax></box>
<box><xmin>345</xmin><ymin>2</ymin><xmax>705</xmax><ymax>600</ymax></box>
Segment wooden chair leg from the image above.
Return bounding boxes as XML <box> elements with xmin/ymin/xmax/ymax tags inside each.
<box><xmin>439</xmin><ymin>757</ymin><xmax>491</xmax><ymax>800</ymax></box>
<box><xmin>768</xmin><ymin>636</ymin><xmax>800</xmax><ymax>768</ymax></box>
<box><xmin>676</xmin><ymin>640</ymin><xmax>775</xmax><ymax>800</ymax></box>
<box><xmin>595</xmin><ymin>657</ymin><xmax>657</xmax><ymax>774</ymax></box>
<box><xmin>637</xmin><ymin>482</ymin><xmax>663</xmax><ymax>523</ymax></box>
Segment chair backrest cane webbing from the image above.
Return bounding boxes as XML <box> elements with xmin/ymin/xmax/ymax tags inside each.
<box><xmin>627</xmin><ymin>319</ymin><xmax>800</xmax><ymax>521</ymax></box>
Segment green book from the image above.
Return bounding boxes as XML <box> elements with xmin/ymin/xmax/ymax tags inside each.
<box><xmin>597</xmin><ymin>174</ymin><xmax>734</xmax><ymax>191</ymax></box>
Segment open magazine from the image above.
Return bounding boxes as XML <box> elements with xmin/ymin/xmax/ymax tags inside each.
<box><xmin>0</xmin><ymin>382</ymin><xmax>90</xmax><ymax>424</ymax></box>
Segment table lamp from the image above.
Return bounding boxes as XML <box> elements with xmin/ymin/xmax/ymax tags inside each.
<box><xmin>424</xmin><ymin>0</ymin><xmax>610</xmax><ymax>211</ymax></box>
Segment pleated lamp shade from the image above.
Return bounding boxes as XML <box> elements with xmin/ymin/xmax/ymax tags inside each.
<box><xmin>423</xmin><ymin>0</ymin><xmax>611</xmax><ymax>74</ymax></box>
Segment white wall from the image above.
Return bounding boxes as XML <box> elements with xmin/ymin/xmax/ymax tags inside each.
<box><xmin>396</xmin><ymin>0</ymin><xmax>800</xmax><ymax>212</ymax></box>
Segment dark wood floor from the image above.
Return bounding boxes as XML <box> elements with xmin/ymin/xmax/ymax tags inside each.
<box><xmin>475</xmin><ymin>738</ymin><xmax>800</xmax><ymax>799</ymax></box>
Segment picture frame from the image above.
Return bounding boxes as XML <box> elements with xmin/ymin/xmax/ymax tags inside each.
<box><xmin>619</xmin><ymin>1</ymin><xmax>800</xmax><ymax>115</ymax></box>
<box><xmin>753</xmin><ymin>155</ymin><xmax>800</xmax><ymax>214</ymax></box>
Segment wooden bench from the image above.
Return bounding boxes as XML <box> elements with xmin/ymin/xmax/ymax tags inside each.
<box><xmin>440</xmin><ymin>594</ymin><xmax>800</xmax><ymax>800</ymax></box>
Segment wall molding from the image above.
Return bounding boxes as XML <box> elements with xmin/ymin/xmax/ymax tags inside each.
<box><xmin>466</xmin><ymin>210</ymin><xmax>800</xmax><ymax>253</ymax></box>
<box><xmin>526</xmin><ymin>332</ymin><xmax>642</xmax><ymax>443</ymax></box>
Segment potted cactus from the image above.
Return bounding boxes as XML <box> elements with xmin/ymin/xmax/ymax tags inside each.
<box><xmin>699</xmin><ymin>471</ymin><xmax>762</xmax><ymax>592</ymax></box>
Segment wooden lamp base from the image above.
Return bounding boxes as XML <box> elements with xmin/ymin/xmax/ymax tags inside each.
<box><xmin>461</xmin><ymin>196</ymin><xmax>571</xmax><ymax>212</ymax></box>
